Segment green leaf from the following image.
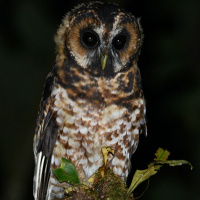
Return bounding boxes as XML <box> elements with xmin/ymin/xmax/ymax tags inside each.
<box><xmin>154</xmin><ymin>148</ymin><xmax>170</xmax><ymax>162</ymax></box>
<box><xmin>154</xmin><ymin>148</ymin><xmax>170</xmax><ymax>170</ymax></box>
<box><xmin>127</xmin><ymin>166</ymin><xmax>158</xmax><ymax>195</ymax></box>
<box><xmin>127</xmin><ymin>148</ymin><xmax>192</xmax><ymax>195</ymax></box>
<box><xmin>53</xmin><ymin>157</ymin><xmax>80</xmax><ymax>184</ymax></box>
<box><xmin>157</xmin><ymin>160</ymin><xmax>193</xmax><ymax>170</ymax></box>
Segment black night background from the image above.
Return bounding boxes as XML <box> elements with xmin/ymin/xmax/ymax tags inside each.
<box><xmin>0</xmin><ymin>0</ymin><xmax>199</xmax><ymax>199</ymax></box>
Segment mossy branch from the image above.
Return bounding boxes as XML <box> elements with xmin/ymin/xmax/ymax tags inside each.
<box><xmin>52</xmin><ymin>148</ymin><xmax>192</xmax><ymax>200</ymax></box>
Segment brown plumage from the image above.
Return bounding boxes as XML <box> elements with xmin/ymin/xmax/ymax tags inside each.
<box><xmin>33</xmin><ymin>2</ymin><xmax>146</xmax><ymax>200</ymax></box>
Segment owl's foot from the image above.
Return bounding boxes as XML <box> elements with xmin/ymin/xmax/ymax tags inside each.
<box><xmin>86</xmin><ymin>146</ymin><xmax>114</xmax><ymax>185</ymax></box>
<box><xmin>100</xmin><ymin>146</ymin><xmax>114</xmax><ymax>178</ymax></box>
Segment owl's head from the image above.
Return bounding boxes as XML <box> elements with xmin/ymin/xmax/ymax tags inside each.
<box><xmin>55</xmin><ymin>2</ymin><xmax>143</xmax><ymax>77</ymax></box>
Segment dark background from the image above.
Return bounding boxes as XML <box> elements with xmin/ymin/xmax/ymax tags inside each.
<box><xmin>0</xmin><ymin>0</ymin><xmax>200</xmax><ymax>199</ymax></box>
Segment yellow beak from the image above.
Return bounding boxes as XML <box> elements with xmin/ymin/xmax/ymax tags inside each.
<box><xmin>101</xmin><ymin>54</ymin><xmax>108</xmax><ymax>70</ymax></box>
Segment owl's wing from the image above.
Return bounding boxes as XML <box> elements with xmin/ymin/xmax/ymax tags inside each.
<box><xmin>33</xmin><ymin>71</ymin><xmax>58</xmax><ymax>200</ymax></box>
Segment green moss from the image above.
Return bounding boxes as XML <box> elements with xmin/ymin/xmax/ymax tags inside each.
<box><xmin>62</xmin><ymin>167</ymin><xmax>134</xmax><ymax>200</ymax></box>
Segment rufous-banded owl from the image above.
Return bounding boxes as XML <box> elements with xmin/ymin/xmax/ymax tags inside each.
<box><xmin>33</xmin><ymin>2</ymin><xmax>146</xmax><ymax>200</ymax></box>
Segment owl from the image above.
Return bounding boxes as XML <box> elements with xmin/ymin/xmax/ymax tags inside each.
<box><xmin>33</xmin><ymin>2</ymin><xmax>146</xmax><ymax>200</ymax></box>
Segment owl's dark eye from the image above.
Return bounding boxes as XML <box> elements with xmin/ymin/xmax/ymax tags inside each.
<box><xmin>112</xmin><ymin>34</ymin><xmax>127</xmax><ymax>50</ymax></box>
<box><xmin>81</xmin><ymin>31</ymin><xmax>98</xmax><ymax>48</ymax></box>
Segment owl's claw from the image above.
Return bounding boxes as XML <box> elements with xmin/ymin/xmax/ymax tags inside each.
<box><xmin>102</xmin><ymin>146</ymin><xmax>114</xmax><ymax>166</ymax></box>
<box><xmin>100</xmin><ymin>146</ymin><xmax>114</xmax><ymax>178</ymax></box>
<box><xmin>64</xmin><ymin>186</ymin><xmax>75</xmax><ymax>194</ymax></box>
<box><xmin>87</xmin><ymin>174</ymin><xmax>96</xmax><ymax>184</ymax></box>
<box><xmin>86</xmin><ymin>147</ymin><xmax>114</xmax><ymax>184</ymax></box>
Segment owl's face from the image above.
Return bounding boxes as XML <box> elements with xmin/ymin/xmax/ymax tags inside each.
<box><xmin>55</xmin><ymin>2</ymin><xmax>142</xmax><ymax>77</ymax></box>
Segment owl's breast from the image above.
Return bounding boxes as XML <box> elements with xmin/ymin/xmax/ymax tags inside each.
<box><xmin>51</xmin><ymin>83</ymin><xmax>145</xmax><ymax>155</ymax></box>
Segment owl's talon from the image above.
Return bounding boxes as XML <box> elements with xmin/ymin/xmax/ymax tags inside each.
<box><xmin>102</xmin><ymin>146</ymin><xmax>114</xmax><ymax>166</ymax></box>
<box><xmin>64</xmin><ymin>186</ymin><xmax>76</xmax><ymax>194</ymax></box>
<box><xmin>87</xmin><ymin>174</ymin><xmax>95</xmax><ymax>184</ymax></box>
<box><xmin>101</xmin><ymin>147</ymin><xmax>114</xmax><ymax>177</ymax></box>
